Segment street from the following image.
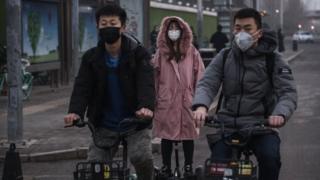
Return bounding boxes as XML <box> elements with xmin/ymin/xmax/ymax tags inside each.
<box><xmin>153</xmin><ymin>41</ymin><xmax>320</xmax><ymax>180</ymax></box>
<box><xmin>279</xmin><ymin>41</ymin><xmax>320</xmax><ymax>180</ymax></box>
<box><xmin>0</xmin><ymin>41</ymin><xmax>320</xmax><ymax>180</ymax></box>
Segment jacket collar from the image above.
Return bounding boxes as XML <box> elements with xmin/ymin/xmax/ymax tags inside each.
<box><xmin>93</xmin><ymin>33</ymin><xmax>140</xmax><ymax>68</ymax></box>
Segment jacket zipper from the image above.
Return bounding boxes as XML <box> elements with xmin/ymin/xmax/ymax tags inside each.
<box><xmin>236</xmin><ymin>53</ymin><xmax>246</xmax><ymax>126</ymax></box>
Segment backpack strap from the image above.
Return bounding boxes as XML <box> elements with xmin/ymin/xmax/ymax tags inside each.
<box><xmin>216</xmin><ymin>48</ymin><xmax>231</xmax><ymax>113</ymax></box>
<box><xmin>263</xmin><ymin>52</ymin><xmax>276</xmax><ymax>117</ymax></box>
<box><xmin>265</xmin><ymin>52</ymin><xmax>275</xmax><ymax>87</ymax></box>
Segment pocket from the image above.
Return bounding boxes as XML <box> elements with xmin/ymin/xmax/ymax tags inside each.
<box><xmin>224</xmin><ymin>96</ymin><xmax>237</xmax><ymax>113</ymax></box>
<box><xmin>157</xmin><ymin>86</ymin><xmax>171</xmax><ymax>101</ymax></box>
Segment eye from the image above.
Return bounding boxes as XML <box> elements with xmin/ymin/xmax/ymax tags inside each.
<box><xmin>244</xmin><ymin>28</ymin><xmax>252</xmax><ymax>33</ymax></box>
<box><xmin>234</xmin><ymin>27</ymin><xmax>241</xmax><ymax>32</ymax></box>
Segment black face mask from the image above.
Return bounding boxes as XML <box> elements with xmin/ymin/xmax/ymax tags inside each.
<box><xmin>99</xmin><ymin>27</ymin><xmax>121</xmax><ymax>44</ymax></box>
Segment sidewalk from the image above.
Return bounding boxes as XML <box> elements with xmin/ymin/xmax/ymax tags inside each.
<box><xmin>0</xmin><ymin>48</ymin><xmax>304</xmax><ymax>163</ymax></box>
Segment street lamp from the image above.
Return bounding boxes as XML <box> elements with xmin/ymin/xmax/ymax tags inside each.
<box><xmin>275</xmin><ymin>9</ymin><xmax>280</xmax><ymax>29</ymax></box>
<box><xmin>260</xmin><ymin>10</ymin><xmax>267</xmax><ymax>17</ymax></box>
<box><xmin>311</xmin><ymin>25</ymin><xmax>315</xmax><ymax>30</ymax></box>
<box><xmin>298</xmin><ymin>24</ymin><xmax>302</xmax><ymax>29</ymax></box>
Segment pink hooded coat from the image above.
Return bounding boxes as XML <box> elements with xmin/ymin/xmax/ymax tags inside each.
<box><xmin>152</xmin><ymin>16</ymin><xmax>205</xmax><ymax>140</ymax></box>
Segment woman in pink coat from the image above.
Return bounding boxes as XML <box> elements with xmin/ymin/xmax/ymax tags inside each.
<box><xmin>152</xmin><ymin>16</ymin><xmax>205</xmax><ymax>178</ymax></box>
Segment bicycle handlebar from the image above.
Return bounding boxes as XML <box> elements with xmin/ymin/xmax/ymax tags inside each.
<box><xmin>204</xmin><ymin>115</ymin><xmax>269</xmax><ymax>128</ymax></box>
<box><xmin>64</xmin><ymin>117</ymin><xmax>151</xmax><ymax>149</ymax></box>
<box><xmin>64</xmin><ymin>117</ymin><xmax>151</xmax><ymax>130</ymax></box>
<box><xmin>204</xmin><ymin>116</ymin><xmax>273</xmax><ymax>147</ymax></box>
<box><xmin>204</xmin><ymin>115</ymin><xmax>220</xmax><ymax>128</ymax></box>
<box><xmin>119</xmin><ymin>117</ymin><xmax>150</xmax><ymax>127</ymax></box>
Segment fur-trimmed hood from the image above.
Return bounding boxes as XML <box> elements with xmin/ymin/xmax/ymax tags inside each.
<box><xmin>156</xmin><ymin>16</ymin><xmax>193</xmax><ymax>55</ymax></box>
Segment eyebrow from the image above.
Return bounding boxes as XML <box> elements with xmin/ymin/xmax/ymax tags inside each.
<box><xmin>101</xmin><ymin>19</ymin><xmax>117</xmax><ymax>23</ymax></box>
<box><xmin>235</xmin><ymin>24</ymin><xmax>252</xmax><ymax>28</ymax></box>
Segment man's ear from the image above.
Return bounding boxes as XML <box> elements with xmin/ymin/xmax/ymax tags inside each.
<box><xmin>258</xmin><ymin>29</ymin><xmax>263</xmax><ymax>39</ymax></box>
<box><xmin>120</xmin><ymin>25</ymin><xmax>126</xmax><ymax>33</ymax></box>
<box><xmin>253</xmin><ymin>29</ymin><xmax>263</xmax><ymax>40</ymax></box>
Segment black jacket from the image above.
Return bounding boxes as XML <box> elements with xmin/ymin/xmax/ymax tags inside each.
<box><xmin>210</xmin><ymin>31</ymin><xmax>229</xmax><ymax>53</ymax></box>
<box><xmin>68</xmin><ymin>34</ymin><xmax>155</xmax><ymax>128</ymax></box>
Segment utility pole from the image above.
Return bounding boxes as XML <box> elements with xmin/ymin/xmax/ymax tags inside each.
<box><xmin>255</xmin><ymin>0</ymin><xmax>260</xmax><ymax>10</ymax></box>
<box><xmin>196</xmin><ymin>0</ymin><xmax>203</xmax><ymax>48</ymax></box>
<box><xmin>71</xmin><ymin>0</ymin><xmax>79</xmax><ymax>78</ymax></box>
<box><xmin>6</xmin><ymin>0</ymin><xmax>23</xmax><ymax>142</ymax></box>
<box><xmin>280</xmin><ymin>0</ymin><xmax>284</xmax><ymax>30</ymax></box>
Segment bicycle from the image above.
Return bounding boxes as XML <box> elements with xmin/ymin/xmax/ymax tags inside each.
<box><xmin>195</xmin><ymin>116</ymin><xmax>275</xmax><ymax>180</ymax></box>
<box><xmin>65</xmin><ymin>117</ymin><xmax>151</xmax><ymax>180</ymax></box>
<box><xmin>0</xmin><ymin>46</ymin><xmax>33</xmax><ymax>100</ymax></box>
<box><xmin>21</xmin><ymin>58</ymin><xmax>34</xmax><ymax>99</ymax></box>
<box><xmin>0</xmin><ymin>66</ymin><xmax>6</xmax><ymax>94</ymax></box>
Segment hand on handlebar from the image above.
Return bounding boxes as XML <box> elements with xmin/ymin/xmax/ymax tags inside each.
<box><xmin>193</xmin><ymin>106</ymin><xmax>207</xmax><ymax>128</ymax></box>
<box><xmin>268</xmin><ymin>115</ymin><xmax>285</xmax><ymax>128</ymax></box>
<box><xmin>64</xmin><ymin>113</ymin><xmax>81</xmax><ymax>128</ymax></box>
<box><xmin>135</xmin><ymin>108</ymin><xmax>153</xmax><ymax>119</ymax></box>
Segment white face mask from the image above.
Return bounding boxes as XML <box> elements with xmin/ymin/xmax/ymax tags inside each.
<box><xmin>235</xmin><ymin>31</ymin><xmax>255</xmax><ymax>52</ymax></box>
<box><xmin>168</xmin><ymin>30</ymin><xmax>181</xmax><ymax>41</ymax></box>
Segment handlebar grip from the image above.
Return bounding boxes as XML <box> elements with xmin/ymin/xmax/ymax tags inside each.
<box><xmin>204</xmin><ymin>115</ymin><xmax>220</xmax><ymax>128</ymax></box>
<box><xmin>64</xmin><ymin>118</ymin><xmax>86</xmax><ymax>128</ymax></box>
<box><xmin>73</xmin><ymin>118</ymin><xmax>86</xmax><ymax>127</ymax></box>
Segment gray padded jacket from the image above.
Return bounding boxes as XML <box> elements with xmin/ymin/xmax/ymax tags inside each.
<box><xmin>192</xmin><ymin>30</ymin><xmax>297</xmax><ymax>125</ymax></box>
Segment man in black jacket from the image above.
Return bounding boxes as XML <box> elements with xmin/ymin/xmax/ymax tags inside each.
<box><xmin>64</xmin><ymin>3</ymin><xmax>155</xmax><ymax>180</ymax></box>
<box><xmin>210</xmin><ymin>24</ymin><xmax>229</xmax><ymax>53</ymax></box>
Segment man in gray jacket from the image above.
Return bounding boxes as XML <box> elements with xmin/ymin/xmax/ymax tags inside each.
<box><xmin>192</xmin><ymin>8</ymin><xmax>297</xmax><ymax>180</ymax></box>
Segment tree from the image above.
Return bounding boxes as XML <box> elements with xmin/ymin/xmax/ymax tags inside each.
<box><xmin>260</xmin><ymin>0</ymin><xmax>280</xmax><ymax>30</ymax></box>
<box><xmin>258</xmin><ymin>0</ymin><xmax>307</xmax><ymax>34</ymax></box>
<box><xmin>283</xmin><ymin>0</ymin><xmax>306</xmax><ymax>34</ymax></box>
<box><xmin>27</xmin><ymin>11</ymin><xmax>41</xmax><ymax>59</ymax></box>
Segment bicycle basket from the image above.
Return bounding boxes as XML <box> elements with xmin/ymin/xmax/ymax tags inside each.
<box><xmin>73</xmin><ymin>160</ymin><xmax>130</xmax><ymax>180</ymax></box>
<box><xmin>204</xmin><ymin>159</ymin><xmax>257</xmax><ymax>179</ymax></box>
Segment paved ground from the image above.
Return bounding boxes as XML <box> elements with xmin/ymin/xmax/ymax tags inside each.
<box><xmin>0</xmin><ymin>40</ymin><xmax>306</xmax><ymax>179</ymax></box>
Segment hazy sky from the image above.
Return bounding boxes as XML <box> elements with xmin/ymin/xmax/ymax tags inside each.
<box><xmin>303</xmin><ymin>0</ymin><xmax>320</xmax><ymax>10</ymax></box>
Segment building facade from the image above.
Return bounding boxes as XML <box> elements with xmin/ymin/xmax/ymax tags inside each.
<box><xmin>0</xmin><ymin>0</ymin><xmax>149</xmax><ymax>86</ymax></box>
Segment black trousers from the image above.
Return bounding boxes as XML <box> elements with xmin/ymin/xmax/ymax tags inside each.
<box><xmin>210</xmin><ymin>134</ymin><xmax>281</xmax><ymax>180</ymax></box>
<box><xmin>161</xmin><ymin>139</ymin><xmax>194</xmax><ymax>168</ymax></box>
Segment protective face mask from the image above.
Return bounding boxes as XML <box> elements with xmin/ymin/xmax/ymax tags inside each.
<box><xmin>235</xmin><ymin>31</ymin><xmax>255</xmax><ymax>52</ymax></box>
<box><xmin>168</xmin><ymin>30</ymin><xmax>181</xmax><ymax>41</ymax></box>
<box><xmin>99</xmin><ymin>27</ymin><xmax>121</xmax><ymax>44</ymax></box>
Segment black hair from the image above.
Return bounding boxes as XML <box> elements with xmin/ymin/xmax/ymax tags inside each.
<box><xmin>233</xmin><ymin>8</ymin><xmax>262</xmax><ymax>29</ymax></box>
<box><xmin>95</xmin><ymin>3</ymin><xmax>127</xmax><ymax>26</ymax></box>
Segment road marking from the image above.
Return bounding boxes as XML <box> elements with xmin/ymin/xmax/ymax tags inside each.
<box><xmin>285</xmin><ymin>49</ymin><xmax>304</xmax><ymax>62</ymax></box>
